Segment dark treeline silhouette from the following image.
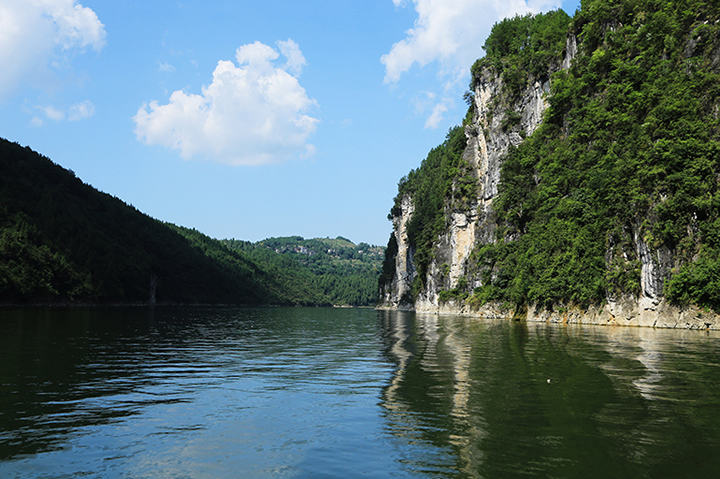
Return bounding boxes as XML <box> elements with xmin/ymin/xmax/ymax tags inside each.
<box><xmin>0</xmin><ymin>139</ymin><xmax>382</xmax><ymax>306</ymax></box>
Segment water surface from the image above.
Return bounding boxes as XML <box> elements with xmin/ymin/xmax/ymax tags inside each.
<box><xmin>1</xmin><ymin>307</ymin><xmax>719</xmax><ymax>478</ymax></box>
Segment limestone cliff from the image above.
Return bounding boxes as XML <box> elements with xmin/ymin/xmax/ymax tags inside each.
<box><xmin>379</xmin><ymin>5</ymin><xmax>720</xmax><ymax>329</ymax></box>
<box><xmin>380</xmin><ymin>50</ymin><xmax>559</xmax><ymax>311</ymax></box>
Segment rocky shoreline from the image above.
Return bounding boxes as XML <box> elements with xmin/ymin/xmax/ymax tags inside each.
<box><xmin>377</xmin><ymin>298</ymin><xmax>719</xmax><ymax>330</ymax></box>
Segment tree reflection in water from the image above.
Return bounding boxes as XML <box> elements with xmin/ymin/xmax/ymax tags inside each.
<box><xmin>379</xmin><ymin>311</ymin><xmax>720</xmax><ymax>479</ymax></box>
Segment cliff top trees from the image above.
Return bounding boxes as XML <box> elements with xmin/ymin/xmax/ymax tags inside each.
<box><xmin>471</xmin><ymin>9</ymin><xmax>571</xmax><ymax>93</ymax></box>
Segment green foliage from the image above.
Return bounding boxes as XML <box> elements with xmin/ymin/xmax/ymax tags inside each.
<box><xmin>471</xmin><ymin>10</ymin><xmax>572</xmax><ymax>92</ymax></box>
<box><xmin>379</xmin><ymin>233</ymin><xmax>398</xmax><ymax>290</ymax></box>
<box><xmin>665</xmin><ymin>247</ymin><xmax>720</xmax><ymax>311</ymax></box>
<box><xmin>440</xmin><ymin>263</ymin><xmax>450</xmax><ymax>277</ymax></box>
<box><xmin>389</xmin><ymin>1</ymin><xmax>720</xmax><ymax>312</ymax></box>
<box><xmin>0</xmin><ymin>210</ymin><xmax>91</xmax><ymax>301</ymax></box>
<box><xmin>0</xmin><ymin>138</ymin><xmax>285</xmax><ymax>305</ymax></box>
<box><xmin>501</xmin><ymin>110</ymin><xmax>522</xmax><ymax>132</ymax></box>
<box><xmin>438</xmin><ymin>276</ymin><xmax>469</xmax><ymax>303</ymax></box>
<box><xmin>470</xmin><ymin>0</ymin><xmax>720</xmax><ymax>311</ymax></box>
<box><xmin>222</xmin><ymin>236</ymin><xmax>384</xmax><ymax>307</ymax></box>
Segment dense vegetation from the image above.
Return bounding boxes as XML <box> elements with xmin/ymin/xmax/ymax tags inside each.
<box><xmin>472</xmin><ymin>0</ymin><xmax>720</xmax><ymax>311</ymax></box>
<box><xmin>471</xmin><ymin>10</ymin><xmax>572</xmax><ymax>93</ymax></box>
<box><xmin>222</xmin><ymin>236</ymin><xmax>384</xmax><ymax>306</ymax></box>
<box><xmin>0</xmin><ymin>139</ymin><xmax>277</xmax><ymax>305</ymax></box>
<box><xmin>0</xmin><ymin>139</ymin><xmax>382</xmax><ymax>306</ymax></box>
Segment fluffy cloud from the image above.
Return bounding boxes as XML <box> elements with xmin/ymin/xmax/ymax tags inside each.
<box><xmin>383</xmin><ymin>0</ymin><xmax>561</xmax><ymax>83</ymax></box>
<box><xmin>383</xmin><ymin>0</ymin><xmax>561</xmax><ymax>128</ymax></box>
<box><xmin>134</xmin><ymin>39</ymin><xmax>319</xmax><ymax>166</ymax></box>
<box><xmin>0</xmin><ymin>0</ymin><xmax>106</xmax><ymax>97</ymax></box>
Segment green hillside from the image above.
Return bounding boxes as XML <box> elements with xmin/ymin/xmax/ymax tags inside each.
<box><xmin>0</xmin><ymin>139</ymin><xmax>277</xmax><ymax>305</ymax></box>
<box><xmin>0</xmin><ymin>139</ymin><xmax>382</xmax><ymax>306</ymax></box>
<box><xmin>475</xmin><ymin>0</ymin><xmax>720</xmax><ymax>311</ymax></box>
<box><xmin>223</xmin><ymin>236</ymin><xmax>384</xmax><ymax>306</ymax></box>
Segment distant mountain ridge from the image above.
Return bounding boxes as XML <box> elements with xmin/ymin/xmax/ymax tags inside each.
<box><xmin>0</xmin><ymin>138</ymin><xmax>382</xmax><ymax>306</ymax></box>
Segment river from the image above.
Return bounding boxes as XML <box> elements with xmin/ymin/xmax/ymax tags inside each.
<box><xmin>1</xmin><ymin>307</ymin><xmax>719</xmax><ymax>478</ymax></box>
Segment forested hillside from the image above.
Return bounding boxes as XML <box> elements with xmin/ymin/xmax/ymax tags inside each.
<box><xmin>0</xmin><ymin>139</ymin><xmax>276</xmax><ymax>304</ymax></box>
<box><xmin>224</xmin><ymin>236</ymin><xmax>383</xmax><ymax>306</ymax></box>
<box><xmin>381</xmin><ymin>0</ymin><xmax>720</xmax><ymax>318</ymax></box>
<box><xmin>0</xmin><ymin>139</ymin><xmax>382</xmax><ymax>306</ymax></box>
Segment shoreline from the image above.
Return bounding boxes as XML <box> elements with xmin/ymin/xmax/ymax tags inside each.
<box><xmin>376</xmin><ymin>298</ymin><xmax>720</xmax><ymax>330</ymax></box>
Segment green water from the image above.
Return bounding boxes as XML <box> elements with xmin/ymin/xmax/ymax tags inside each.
<box><xmin>1</xmin><ymin>307</ymin><xmax>719</xmax><ymax>478</ymax></box>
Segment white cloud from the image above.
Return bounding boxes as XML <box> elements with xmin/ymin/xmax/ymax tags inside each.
<box><xmin>32</xmin><ymin>99</ymin><xmax>95</xmax><ymax>123</ymax></box>
<box><xmin>68</xmin><ymin>100</ymin><xmax>94</xmax><ymax>120</ymax></box>
<box><xmin>158</xmin><ymin>62</ymin><xmax>176</xmax><ymax>73</ymax></box>
<box><xmin>40</xmin><ymin>105</ymin><xmax>66</xmax><ymax>121</ymax></box>
<box><xmin>0</xmin><ymin>0</ymin><xmax>106</xmax><ymax>97</ymax></box>
<box><xmin>382</xmin><ymin>0</ymin><xmax>562</xmax><ymax>128</ymax></box>
<box><xmin>134</xmin><ymin>39</ymin><xmax>319</xmax><ymax>166</ymax></box>
<box><xmin>425</xmin><ymin>101</ymin><xmax>450</xmax><ymax>129</ymax></box>
<box><xmin>382</xmin><ymin>0</ymin><xmax>562</xmax><ymax>84</ymax></box>
<box><xmin>277</xmin><ymin>39</ymin><xmax>306</xmax><ymax>76</ymax></box>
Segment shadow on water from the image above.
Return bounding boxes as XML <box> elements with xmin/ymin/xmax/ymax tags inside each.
<box><xmin>378</xmin><ymin>310</ymin><xmax>720</xmax><ymax>479</ymax></box>
<box><xmin>0</xmin><ymin>307</ymin><xmax>192</xmax><ymax>460</ymax></box>
<box><xmin>0</xmin><ymin>306</ymin><xmax>288</xmax><ymax>460</ymax></box>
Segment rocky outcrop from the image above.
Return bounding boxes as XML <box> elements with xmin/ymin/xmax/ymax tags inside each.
<box><xmin>528</xmin><ymin>300</ymin><xmax>718</xmax><ymax>330</ymax></box>
<box><xmin>633</xmin><ymin>224</ymin><xmax>675</xmax><ymax>304</ymax></box>
<box><xmin>380</xmin><ymin>194</ymin><xmax>416</xmax><ymax>308</ymax></box>
<box><xmin>380</xmin><ymin>42</ymin><xmax>558</xmax><ymax>308</ymax></box>
<box><xmin>561</xmin><ymin>34</ymin><xmax>577</xmax><ymax>70</ymax></box>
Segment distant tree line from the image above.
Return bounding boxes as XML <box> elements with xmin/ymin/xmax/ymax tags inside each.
<box><xmin>222</xmin><ymin>236</ymin><xmax>384</xmax><ymax>306</ymax></box>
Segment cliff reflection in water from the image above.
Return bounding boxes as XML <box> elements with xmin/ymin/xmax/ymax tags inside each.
<box><xmin>378</xmin><ymin>311</ymin><xmax>720</xmax><ymax>479</ymax></box>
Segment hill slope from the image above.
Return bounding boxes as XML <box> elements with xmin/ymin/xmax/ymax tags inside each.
<box><xmin>0</xmin><ymin>139</ymin><xmax>382</xmax><ymax>306</ymax></box>
<box><xmin>223</xmin><ymin>236</ymin><xmax>384</xmax><ymax>306</ymax></box>
<box><xmin>0</xmin><ymin>139</ymin><xmax>279</xmax><ymax>304</ymax></box>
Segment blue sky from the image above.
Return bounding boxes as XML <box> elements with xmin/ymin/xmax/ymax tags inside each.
<box><xmin>0</xmin><ymin>0</ymin><xmax>581</xmax><ymax>246</ymax></box>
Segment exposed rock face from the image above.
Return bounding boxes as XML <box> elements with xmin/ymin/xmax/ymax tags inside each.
<box><xmin>471</xmin><ymin>67</ymin><xmax>550</xmax><ymax>206</ymax></box>
<box><xmin>632</xmin><ymin>223</ymin><xmax>675</xmax><ymax>306</ymax></box>
<box><xmin>527</xmin><ymin>300</ymin><xmax>718</xmax><ymax>330</ymax></box>
<box><xmin>380</xmin><ymin>59</ymin><xmax>556</xmax><ymax>313</ymax></box>
<box><xmin>380</xmin><ymin>194</ymin><xmax>416</xmax><ymax>309</ymax></box>
<box><xmin>561</xmin><ymin>34</ymin><xmax>577</xmax><ymax>70</ymax></box>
